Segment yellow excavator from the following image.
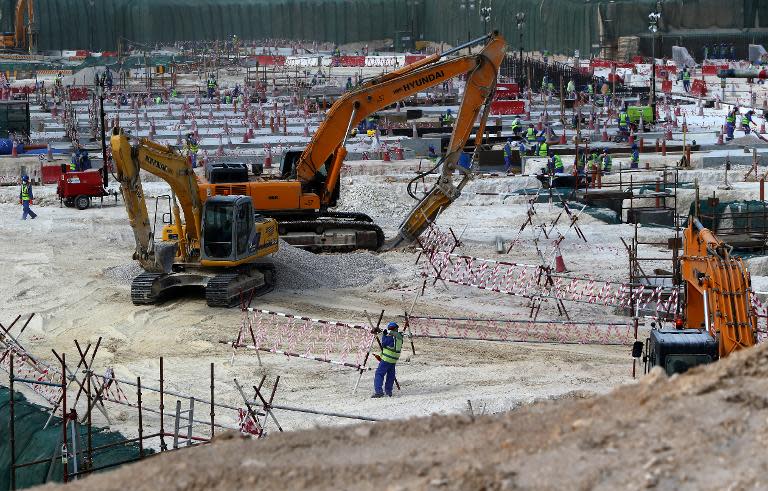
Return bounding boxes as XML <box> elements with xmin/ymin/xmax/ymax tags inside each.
<box><xmin>201</xmin><ymin>32</ymin><xmax>506</xmax><ymax>252</ymax></box>
<box><xmin>635</xmin><ymin>217</ymin><xmax>757</xmax><ymax>374</ymax></box>
<box><xmin>111</xmin><ymin>130</ymin><xmax>279</xmax><ymax>307</ymax></box>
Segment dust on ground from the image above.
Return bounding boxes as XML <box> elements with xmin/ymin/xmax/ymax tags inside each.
<box><xmin>38</xmin><ymin>340</ymin><xmax>768</xmax><ymax>491</ymax></box>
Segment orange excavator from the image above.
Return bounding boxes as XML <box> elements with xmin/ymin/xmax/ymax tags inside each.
<box><xmin>0</xmin><ymin>0</ymin><xmax>36</xmax><ymax>52</ymax></box>
<box><xmin>636</xmin><ymin>217</ymin><xmax>757</xmax><ymax>375</ymax></box>
<box><xmin>200</xmin><ymin>32</ymin><xmax>506</xmax><ymax>252</ymax></box>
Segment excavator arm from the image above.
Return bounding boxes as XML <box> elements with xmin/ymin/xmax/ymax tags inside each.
<box><xmin>111</xmin><ymin>129</ymin><xmax>204</xmax><ymax>271</ymax></box>
<box><xmin>681</xmin><ymin>218</ymin><xmax>757</xmax><ymax>358</ymax></box>
<box><xmin>294</xmin><ymin>32</ymin><xmax>506</xmax><ymax>213</ymax></box>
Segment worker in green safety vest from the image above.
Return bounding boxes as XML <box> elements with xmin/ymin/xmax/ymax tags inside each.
<box><xmin>552</xmin><ymin>153</ymin><xmax>565</xmax><ymax>173</ymax></box>
<box><xmin>372</xmin><ymin>322</ymin><xmax>404</xmax><ymax>398</ymax></box>
<box><xmin>525</xmin><ymin>124</ymin><xmax>537</xmax><ymax>143</ymax></box>
<box><xmin>601</xmin><ymin>149</ymin><xmax>612</xmax><ymax>173</ymax></box>
<box><xmin>538</xmin><ymin>141</ymin><xmax>549</xmax><ymax>157</ymax></box>
<box><xmin>682</xmin><ymin>68</ymin><xmax>692</xmax><ymax>92</ymax></box>
<box><xmin>511</xmin><ymin>117</ymin><xmax>522</xmax><ymax>136</ymax></box>
<box><xmin>19</xmin><ymin>174</ymin><xmax>37</xmax><ymax>220</ymax></box>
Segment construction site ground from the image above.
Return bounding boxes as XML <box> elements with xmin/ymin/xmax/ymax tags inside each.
<box><xmin>4</xmin><ymin>155</ymin><xmax>767</xmax><ymax>443</ymax></box>
<box><xmin>38</xmin><ymin>333</ymin><xmax>768</xmax><ymax>491</ymax></box>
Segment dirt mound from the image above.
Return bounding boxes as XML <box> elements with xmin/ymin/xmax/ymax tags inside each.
<box><xmin>39</xmin><ymin>342</ymin><xmax>768</xmax><ymax>491</ymax></box>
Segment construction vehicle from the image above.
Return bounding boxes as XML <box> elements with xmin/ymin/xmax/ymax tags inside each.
<box><xmin>634</xmin><ymin>218</ymin><xmax>757</xmax><ymax>375</ymax></box>
<box><xmin>0</xmin><ymin>0</ymin><xmax>36</xmax><ymax>52</ymax></box>
<box><xmin>110</xmin><ymin>130</ymin><xmax>279</xmax><ymax>307</ymax></box>
<box><xmin>201</xmin><ymin>32</ymin><xmax>506</xmax><ymax>252</ymax></box>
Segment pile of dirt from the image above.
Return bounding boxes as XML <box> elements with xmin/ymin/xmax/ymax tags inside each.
<box><xmin>41</xmin><ymin>342</ymin><xmax>768</xmax><ymax>490</ymax></box>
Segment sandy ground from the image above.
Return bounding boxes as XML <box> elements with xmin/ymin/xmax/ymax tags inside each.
<box><xmin>0</xmin><ymin>161</ymin><xmax>650</xmax><ymax>443</ymax></box>
<box><xmin>39</xmin><ymin>333</ymin><xmax>768</xmax><ymax>491</ymax></box>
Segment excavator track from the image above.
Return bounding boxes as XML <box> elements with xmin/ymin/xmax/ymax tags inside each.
<box><xmin>131</xmin><ymin>272</ymin><xmax>165</xmax><ymax>305</ymax></box>
<box><xmin>277</xmin><ymin>220</ymin><xmax>385</xmax><ymax>252</ymax></box>
<box><xmin>205</xmin><ymin>263</ymin><xmax>276</xmax><ymax>308</ymax></box>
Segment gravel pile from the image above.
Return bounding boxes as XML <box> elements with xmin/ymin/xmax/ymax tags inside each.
<box><xmin>100</xmin><ymin>241</ymin><xmax>393</xmax><ymax>291</ymax></box>
<box><xmin>272</xmin><ymin>240</ymin><xmax>393</xmax><ymax>290</ymax></box>
<box><xmin>103</xmin><ymin>262</ymin><xmax>144</xmax><ymax>283</ymax></box>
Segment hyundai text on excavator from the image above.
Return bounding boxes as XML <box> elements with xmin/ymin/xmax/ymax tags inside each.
<box><xmin>635</xmin><ymin>217</ymin><xmax>757</xmax><ymax>375</ymax></box>
<box><xmin>201</xmin><ymin>32</ymin><xmax>506</xmax><ymax>252</ymax></box>
<box><xmin>111</xmin><ymin>130</ymin><xmax>279</xmax><ymax>307</ymax></box>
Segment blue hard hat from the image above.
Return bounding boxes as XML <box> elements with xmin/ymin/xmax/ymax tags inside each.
<box><xmin>632</xmin><ymin>142</ymin><xmax>638</xmax><ymax>150</ymax></box>
<box><xmin>507</xmin><ymin>138</ymin><xmax>513</xmax><ymax>143</ymax></box>
<box><xmin>21</xmin><ymin>174</ymin><xmax>28</xmax><ymax>181</ymax></box>
<box><xmin>387</xmin><ymin>322</ymin><xmax>399</xmax><ymax>330</ymax></box>
<box><xmin>446</xmin><ymin>108</ymin><xmax>452</xmax><ymax>114</ymax></box>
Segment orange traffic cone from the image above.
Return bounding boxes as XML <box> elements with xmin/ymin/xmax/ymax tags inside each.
<box><xmin>383</xmin><ymin>145</ymin><xmax>391</xmax><ymax>162</ymax></box>
<box><xmin>559</xmin><ymin>129</ymin><xmax>566</xmax><ymax>145</ymax></box>
<box><xmin>216</xmin><ymin>135</ymin><xmax>224</xmax><ymax>156</ymax></box>
<box><xmin>242</xmin><ymin>129</ymin><xmax>249</xmax><ymax>143</ymax></box>
<box><xmin>601</xmin><ymin>122</ymin><xmax>608</xmax><ymax>142</ymax></box>
<box><xmin>554</xmin><ymin>244</ymin><xmax>567</xmax><ymax>273</ymax></box>
<box><xmin>11</xmin><ymin>140</ymin><xmax>17</xmax><ymax>158</ymax></box>
<box><xmin>264</xmin><ymin>144</ymin><xmax>272</xmax><ymax>168</ymax></box>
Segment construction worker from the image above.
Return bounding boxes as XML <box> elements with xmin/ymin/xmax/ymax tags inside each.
<box><xmin>630</xmin><ymin>143</ymin><xmax>640</xmax><ymax>169</ymax></box>
<box><xmin>538</xmin><ymin>138</ymin><xmax>549</xmax><ymax>157</ymax></box>
<box><xmin>682</xmin><ymin>68</ymin><xmax>692</xmax><ymax>92</ymax></box>
<box><xmin>207</xmin><ymin>76</ymin><xmax>217</xmax><ymax>99</ymax></box>
<box><xmin>371</xmin><ymin>322</ymin><xmax>403</xmax><ymax>398</ymax></box>
<box><xmin>618</xmin><ymin>107</ymin><xmax>630</xmax><ymax>133</ymax></box>
<box><xmin>503</xmin><ymin>138</ymin><xmax>514</xmax><ymax>173</ymax></box>
<box><xmin>511</xmin><ymin>117</ymin><xmax>522</xmax><ymax>136</ymax></box>
<box><xmin>184</xmin><ymin>133</ymin><xmax>199</xmax><ymax>168</ymax></box>
<box><xmin>170</xmin><ymin>87</ymin><xmax>178</xmax><ymax>98</ymax></box>
<box><xmin>428</xmin><ymin>144</ymin><xmax>438</xmax><ymax>159</ymax></box>
<box><xmin>551</xmin><ymin>152</ymin><xmax>565</xmax><ymax>173</ymax></box>
<box><xmin>726</xmin><ymin>107</ymin><xmax>738</xmax><ymax>141</ymax></box>
<box><xmin>525</xmin><ymin>123</ymin><xmax>537</xmax><ymax>143</ymax></box>
<box><xmin>601</xmin><ymin>149</ymin><xmax>612</xmax><ymax>173</ymax></box>
<box><xmin>574</xmin><ymin>153</ymin><xmax>586</xmax><ymax>175</ymax></box>
<box><xmin>19</xmin><ymin>175</ymin><xmax>36</xmax><ymax>220</ymax></box>
<box><xmin>742</xmin><ymin>110</ymin><xmax>755</xmax><ymax>134</ymax></box>
<box><xmin>345</xmin><ymin>77</ymin><xmax>353</xmax><ymax>91</ymax></box>
<box><xmin>442</xmin><ymin>109</ymin><xmax>455</xmax><ymax>126</ymax></box>
<box><xmin>566</xmin><ymin>79</ymin><xmax>576</xmax><ymax>98</ymax></box>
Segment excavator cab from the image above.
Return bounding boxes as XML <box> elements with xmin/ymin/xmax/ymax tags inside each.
<box><xmin>639</xmin><ymin>327</ymin><xmax>719</xmax><ymax>376</ymax></box>
<box><xmin>200</xmin><ymin>195</ymin><xmax>278</xmax><ymax>265</ymax></box>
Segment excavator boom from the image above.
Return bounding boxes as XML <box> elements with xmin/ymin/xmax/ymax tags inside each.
<box><xmin>681</xmin><ymin>218</ymin><xmax>757</xmax><ymax>358</ymax></box>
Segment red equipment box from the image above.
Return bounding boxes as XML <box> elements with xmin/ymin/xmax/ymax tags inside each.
<box><xmin>56</xmin><ymin>169</ymin><xmax>108</xmax><ymax>210</ymax></box>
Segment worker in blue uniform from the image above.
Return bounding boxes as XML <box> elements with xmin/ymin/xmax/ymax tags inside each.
<box><xmin>19</xmin><ymin>175</ymin><xmax>36</xmax><ymax>220</ymax></box>
<box><xmin>372</xmin><ymin>322</ymin><xmax>404</xmax><ymax>398</ymax></box>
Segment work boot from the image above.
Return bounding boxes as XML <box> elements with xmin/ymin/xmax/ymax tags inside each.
<box><xmin>371</xmin><ymin>393</ymin><xmax>385</xmax><ymax>399</ymax></box>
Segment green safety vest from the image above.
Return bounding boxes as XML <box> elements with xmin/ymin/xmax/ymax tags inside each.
<box><xmin>619</xmin><ymin>113</ymin><xmax>628</xmax><ymax>125</ymax></box>
<box><xmin>526</xmin><ymin>128</ymin><xmax>536</xmax><ymax>141</ymax></box>
<box><xmin>587</xmin><ymin>84</ymin><xmax>594</xmax><ymax>94</ymax></box>
<box><xmin>155</xmin><ymin>96</ymin><xmax>162</xmax><ymax>104</ymax></box>
<box><xmin>511</xmin><ymin>119</ymin><xmax>520</xmax><ymax>130</ymax></box>
<box><xmin>20</xmin><ymin>183</ymin><xmax>29</xmax><ymax>200</ymax></box>
<box><xmin>683</xmin><ymin>72</ymin><xmax>691</xmax><ymax>81</ymax></box>
<box><xmin>553</xmin><ymin>155</ymin><xmax>564</xmax><ymax>171</ymax></box>
<box><xmin>742</xmin><ymin>116</ymin><xmax>750</xmax><ymax>125</ymax></box>
<box><xmin>504</xmin><ymin>144</ymin><xmax>513</xmax><ymax>158</ymax></box>
<box><xmin>208</xmin><ymin>80</ymin><xmax>216</xmax><ymax>89</ymax></box>
<box><xmin>171</xmin><ymin>89</ymin><xmax>178</xmax><ymax>97</ymax></box>
<box><xmin>69</xmin><ymin>161</ymin><xmax>76</xmax><ymax>171</ymax></box>
<box><xmin>538</xmin><ymin>142</ymin><xmax>548</xmax><ymax>157</ymax></box>
<box><xmin>380</xmin><ymin>332</ymin><xmax>404</xmax><ymax>364</ymax></box>
<box><xmin>726</xmin><ymin>113</ymin><xmax>736</xmax><ymax>124</ymax></box>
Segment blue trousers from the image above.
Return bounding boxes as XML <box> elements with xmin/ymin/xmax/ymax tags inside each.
<box><xmin>373</xmin><ymin>360</ymin><xmax>396</xmax><ymax>396</ymax></box>
<box><xmin>22</xmin><ymin>200</ymin><xmax>36</xmax><ymax>220</ymax></box>
<box><xmin>726</xmin><ymin>123</ymin><xmax>735</xmax><ymax>140</ymax></box>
